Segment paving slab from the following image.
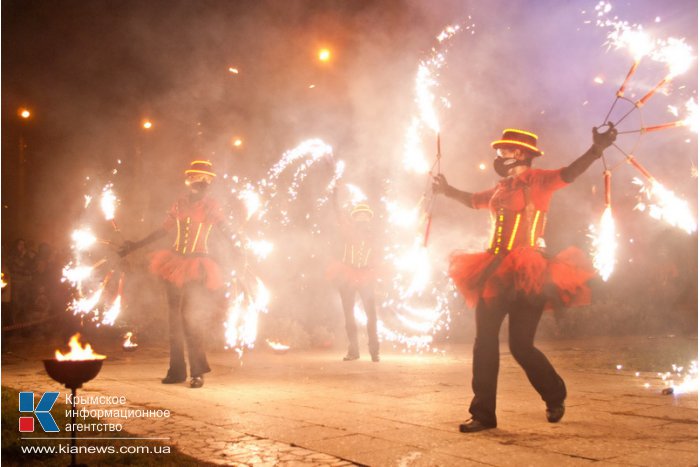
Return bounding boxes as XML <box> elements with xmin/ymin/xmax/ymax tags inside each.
<box><xmin>2</xmin><ymin>337</ymin><xmax>697</xmax><ymax>466</ymax></box>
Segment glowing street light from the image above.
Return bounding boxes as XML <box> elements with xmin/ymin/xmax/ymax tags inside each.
<box><xmin>232</xmin><ymin>137</ymin><xmax>243</xmax><ymax>148</ymax></box>
<box><xmin>142</xmin><ymin>119</ymin><xmax>153</xmax><ymax>130</ymax></box>
<box><xmin>18</xmin><ymin>108</ymin><xmax>31</xmax><ymax>119</ymax></box>
<box><xmin>318</xmin><ymin>48</ymin><xmax>331</xmax><ymax>62</ymax></box>
<box><xmin>228</xmin><ymin>67</ymin><xmax>239</xmax><ymax>74</ymax></box>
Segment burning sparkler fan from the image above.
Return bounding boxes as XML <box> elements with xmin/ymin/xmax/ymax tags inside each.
<box><xmin>587</xmin><ymin>14</ymin><xmax>698</xmax><ymax>281</ymax></box>
<box><xmin>63</xmin><ymin>174</ymin><xmax>129</xmax><ymax>329</ymax></box>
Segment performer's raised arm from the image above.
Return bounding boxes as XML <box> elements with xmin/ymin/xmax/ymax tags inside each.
<box><xmin>118</xmin><ymin>228</ymin><xmax>167</xmax><ymax>257</ymax></box>
<box><xmin>561</xmin><ymin>123</ymin><xmax>617</xmax><ymax>183</ymax></box>
<box><xmin>432</xmin><ymin>174</ymin><xmax>495</xmax><ymax>210</ymax></box>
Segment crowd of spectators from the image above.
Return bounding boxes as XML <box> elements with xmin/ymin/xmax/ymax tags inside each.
<box><xmin>2</xmin><ymin>238</ymin><xmax>71</xmax><ymax>329</ymax></box>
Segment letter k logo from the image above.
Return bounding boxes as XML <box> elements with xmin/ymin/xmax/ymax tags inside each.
<box><xmin>19</xmin><ymin>392</ymin><xmax>60</xmax><ymax>432</ymax></box>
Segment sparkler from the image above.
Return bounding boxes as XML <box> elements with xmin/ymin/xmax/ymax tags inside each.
<box><xmin>100</xmin><ymin>185</ymin><xmax>117</xmax><ymax>222</ymax></box>
<box><xmin>238</xmin><ymin>185</ymin><xmax>262</xmax><ymax>221</ymax></box>
<box><xmin>368</xmin><ymin>22</ymin><xmax>473</xmax><ymax>352</ymax></box>
<box><xmin>344</xmin><ymin>183</ymin><xmax>368</xmax><ymax>206</ymax></box>
<box><xmin>592</xmin><ymin>6</ymin><xmax>697</xmax><ymax>276</ymax></box>
<box><xmin>589</xmin><ymin>171</ymin><xmax>617</xmax><ymax>281</ymax></box>
<box><xmin>408</xmin><ymin>24</ymin><xmax>468</xmax><ymax>245</ymax></box>
<box><xmin>623</xmin><ymin>361</ymin><xmax>698</xmax><ymax>395</ymax></box>
<box><xmin>224</xmin><ymin>276</ymin><xmax>270</xmax><ymax>357</ymax></box>
<box><xmin>268</xmin><ymin>139</ymin><xmax>334</xmax><ymax>182</ymax></box>
<box><xmin>69</xmin><ymin>271</ymin><xmax>113</xmax><ymax>318</ymax></box>
<box><xmin>666</xmin><ymin>361</ymin><xmax>699</xmax><ymax>395</ymax></box>
<box><xmin>250</xmin><ymin>126</ymin><xmax>452</xmax><ymax>354</ymax></box>
<box><xmin>393</xmin><ymin>239</ymin><xmax>432</xmax><ymax>298</ymax></box>
<box><xmin>621</xmin><ymin>153</ymin><xmax>697</xmax><ymax>234</ymax></box>
<box><xmin>101</xmin><ymin>273</ymin><xmax>125</xmax><ymax>326</ymax></box>
<box><xmin>404</xmin><ymin>22</ymin><xmax>469</xmax><ymax>175</ymax></box>
<box><xmin>71</xmin><ymin>229</ymin><xmax>98</xmax><ymax>251</ymax></box>
<box><xmin>63</xmin><ymin>166</ymin><xmax>129</xmax><ymax>326</ymax></box>
<box><xmin>353</xmin><ymin>303</ymin><xmax>442</xmax><ymax>352</ymax></box>
<box><xmin>317</xmin><ymin>160</ymin><xmax>346</xmax><ymax>207</ymax></box>
<box><xmin>606</xmin><ymin>24</ymin><xmax>654</xmax><ymax>97</ymax></box>
<box><xmin>590</xmin><ymin>206</ymin><xmax>617</xmax><ymax>281</ymax></box>
<box><xmin>633</xmin><ymin>176</ymin><xmax>697</xmax><ymax>234</ymax></box>
<box><xmin>219</xmin><ymin>138</ymin><xmax>341</xmax><ymax>358</ymax></box>
<box><xmin>617</xmin><ymin>97</ymin><xmax>699</xmax><ymax>135</ymax></box>
<box><xmin>62</xmin><ymin>259</ymin><xmax>107</xmax><ymax>288</ymax></box>
<box><xmin>597</xmin><ymin>7</ymin><xmax>695</xmax><ymax>128</ymax></box>
<box><xmin>245</xmin><ymin>239</ymin><xmax>274</xmax><ymax>261</ymax></box>
<box><xmin>262</xmin><ymin>138</ymin><xmax>337</xmax><ymax>221</ymax></box>
<box><xmin>382</xmin><ymin>198</ymin><xmax>421</xmax><ymax>229</ymax></box>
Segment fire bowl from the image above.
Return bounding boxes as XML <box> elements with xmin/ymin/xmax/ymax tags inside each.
<box><xmin>43</xmin><ymin>359</ymin><xmax>105</xmax><ymax>389</ymax></box>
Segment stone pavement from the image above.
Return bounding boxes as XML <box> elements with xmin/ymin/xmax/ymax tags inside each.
<box><xmin>2</xmin><ymin>337</ymin><xmax>697</xmax><ymax>466</ymax></box>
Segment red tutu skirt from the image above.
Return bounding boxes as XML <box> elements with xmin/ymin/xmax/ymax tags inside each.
<box><xmin>326</xmin><ymin>260</ymin><xmax>375</xmax><ymax>288</ymax></box>
<box><xmin>449</xmin><ymin>246</ymin><xmax>594</xmax><ymax>309</ymax></box>
<box><xmin>150</xmin><ymin>250</ymin><xmax>223</xmax><ymax>290</ymax></box>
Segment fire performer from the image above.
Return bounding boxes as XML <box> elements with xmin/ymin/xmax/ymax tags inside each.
<box><xmin>432</xmin><ymin>125</ymin><xmax>617</xmax><ymax>432</ymax></box>
<box><xmin>119</xmin><ymin>160</ymin><xmax>229</xmax><ymax>388</ymax></box>
<box><xmin>326</xmin><ymin>193</ymin><xmax>380</xmax><ymax>362</ymax></box>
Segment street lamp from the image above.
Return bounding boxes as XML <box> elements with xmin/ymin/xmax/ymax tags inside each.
<box><xmin>142</xmin><ymin>119</ymin><xmax>153</xmax><ymax>130</ymax></box>
<box><xmin>16</xmin><ymin>107</ymin><xmax>32</xmax><ymax>234</ymax></box>
<box><xmin>318</xmin><ymin>48</ymin><xmax>331</xmax><ymax>63</ymax></box>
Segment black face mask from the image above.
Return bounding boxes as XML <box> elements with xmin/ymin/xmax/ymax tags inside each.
<box><xmin>493</xmin><ymin>156</ymin><xmax>531</xmax><ymax>177</ymax></box>
<box><xmin>189</xmin><ymin>181</ymin><xmax>209</xmax><ymax>192</ymax></box>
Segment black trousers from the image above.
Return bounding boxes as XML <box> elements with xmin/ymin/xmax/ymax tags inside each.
<box><xmin>339</xmin><ymin>282</ymin><xmax>379</xmax><ymax>357</ymax></box>
<box><xmin>469</xmin><ymin>293</ymin><xmax>566</xmax><ymax>426</ymax></box>
<box><xmin>164</xmin><ymin>281</ymin><xmax>212</xmax><ymax>378</ymax></box>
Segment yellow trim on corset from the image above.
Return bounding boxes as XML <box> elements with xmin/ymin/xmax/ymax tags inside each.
<box><xmin>191</xmin><ymin>223</ymin><xmax>204</xmax><ymax>253</ymax></box>
<box><xmin>182</xmin><ymin>217</ymin><xmax>190</xmax><ymax>254</ymax></box>
<box><xmin>507</xmin><ymin>213</ymin><xmax>521</xmax><ymax>251</ymax></box>
<box><xmin>530</xmin><ymin>210</ymin><xmax>541</xmax><ymax>246</ymax></box>
<box><xmin>202</xmin><ymin>224</ymin><xmax>213</xmax><ymax>254</ymax></box>
<box><xmin>174</xmin><ymin>218</ymin><xmax>181</xmax><ymax>250</ymax></box>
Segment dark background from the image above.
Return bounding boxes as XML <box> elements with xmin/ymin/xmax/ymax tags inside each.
<box><xmin>2</xmin><ymin>0</ymin><xmax>697</xmax><ymax>343</ymax></box>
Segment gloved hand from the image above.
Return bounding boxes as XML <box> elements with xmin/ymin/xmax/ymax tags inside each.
<box><xmin>118</xmin><ymin>240</ymin><xmax>137</xmax><ymax>257</ymax></box>
<box><xmin>432</xmin><ymin>174</ymin><xmax>450</xmax><ymax>195</ymax></box>
<box><xmin>592</xmin><ymin>122</ymin><xmax>618</xmax><ymax>152</ymax></box>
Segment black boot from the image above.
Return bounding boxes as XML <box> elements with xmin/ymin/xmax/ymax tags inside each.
<box><xmin>459</xmin><ymin>419</ymin><xmax>496</xmax><ymax>433</ymax></box>
<box><xmin>546</xmin><ymin>403</ymin><xmax>565</xmax><ymax>423</ymax></box>
<box><xmin>161</xmin><ymin>372</ymin><xmax>186</xmax><ymax>384</ymax></box>
<box><xmin>190</xmin><ymin>375</ymin><xmax>204</xmax><ymax>388</ymax></box>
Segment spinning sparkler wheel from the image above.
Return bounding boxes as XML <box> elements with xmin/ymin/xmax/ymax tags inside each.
<box><xmin>600</xmin><ymin>95</ymin><xmax>644</xmax><ymax>159</ymax></box>
<box><xmin>62</xmin><ymin>176</ymin><xmax>134</xmax><ymax>354</ymax></box>
<box><xmin>588</xmin><ymin>32</ymin><xmax>699</xmax><ymax>281</ymax></box>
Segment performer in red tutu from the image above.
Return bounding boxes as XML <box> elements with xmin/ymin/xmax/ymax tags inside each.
<box><xmin>120</xmin><ymin>160</ymin><xmax>228</xmax><ymax>388</ymax></box>
<box><xmin>433</xmin><ymin>124</ymin><xmax>617</xmax><ymax>432</ymax></box>
<box><xmin>326</xmin><ymin>198</ymin><xmax>380</xmax><ymax>362</ymax></box>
